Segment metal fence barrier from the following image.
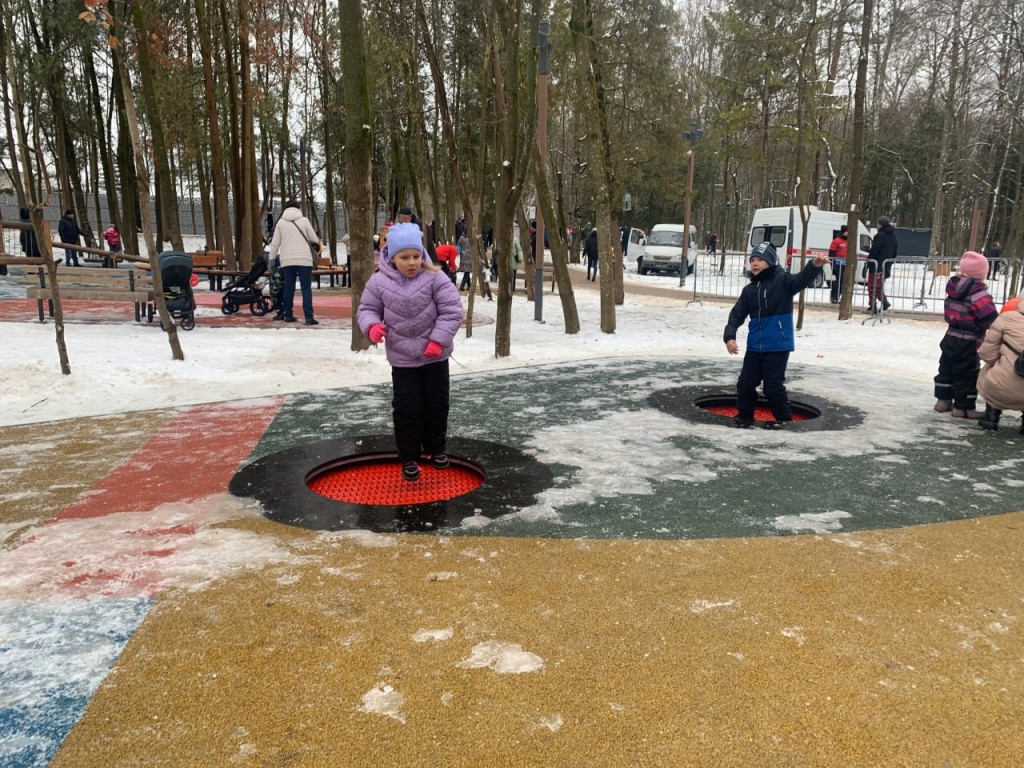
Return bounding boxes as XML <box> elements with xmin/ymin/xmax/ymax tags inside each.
<box><xmin>667</xmin><ymin>253</ymin><xmax>1022</xmax><ymax>317</ymax></box>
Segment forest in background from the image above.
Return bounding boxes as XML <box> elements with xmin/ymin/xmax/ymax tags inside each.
<box><xmin>1</xmin><ymin>0</ymin><xmax>1021</xmax><ymax>350</ymax></box>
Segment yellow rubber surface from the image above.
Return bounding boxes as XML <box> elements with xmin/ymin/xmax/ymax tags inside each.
<box><xmin>52</xmin><ymin>512</ymin><xmax>1024</xmax><ymax>767</ymax></box>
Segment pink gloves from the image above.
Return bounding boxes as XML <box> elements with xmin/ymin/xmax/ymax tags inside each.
<box><xmin>424</xmin><ymin>341</ymin><xmax>443</xmax><ymax>358</ymax></box>
<box><xmin>368</xmin><ymin>324</ymin><xmax>387</xmax><ymax>344</ymax></box>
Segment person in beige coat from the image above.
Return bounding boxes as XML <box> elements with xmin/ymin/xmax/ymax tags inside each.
<box><xmin>266</xmin><ymin>200</ymin><xmax>320</xmax><ymax>324</ymax></box>
<box><xmin>977</xmin><ymin>298</ymin><xmax>1024</xmax><ymax>433</ymax></box>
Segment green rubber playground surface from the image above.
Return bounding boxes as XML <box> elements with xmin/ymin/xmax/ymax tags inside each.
<box><xmin>256</xmin><ymin>356</ymin><xmax>1024</xmax><ymax>539</ymax></box>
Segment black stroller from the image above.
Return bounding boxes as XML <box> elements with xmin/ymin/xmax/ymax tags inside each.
<box><xmin>158</xmin><ymin>251</ymin><xmax>197</xmax><ymax>331</ymax></box>
<box><xmin>221</xmin><ymin>255</ymin><xmax>272</xmax><ymax>316</ymax></box>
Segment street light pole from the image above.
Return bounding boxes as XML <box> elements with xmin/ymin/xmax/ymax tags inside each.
<box><xmin>535</xmin><ymin>19</ymin><xmax>551</xmax><ymax>322</ymax></box>
<box><xmin>679</xmin><ymin>121</ymin><xmax>702</xmax><ymax>288</ymax></box>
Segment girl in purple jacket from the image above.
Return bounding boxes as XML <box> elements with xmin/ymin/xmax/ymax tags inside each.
<box><xmin>357</xmin><ymin>223</ymin><xmax>465</xmax><ymax>481</ymax></box>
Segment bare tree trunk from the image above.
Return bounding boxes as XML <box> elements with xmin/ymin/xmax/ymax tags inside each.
<box><xmin>196</xmin><ymin>0</ymin><xmax>233</xmax><ymax>258</ymax></box>
<box><xmin>116</xmin><ymin>39</ymin><xmax>184</xmax><ymax>361</ymax></box>
<box><xmin>532</xmin><ymin>139</ymin><xmax>579</xmax><ymax>333</ymax></box>
<box><xmin>130</xmin><ymin>0</ymin><xmax>183</xmax><ymax>252</ymax></box>
<box><xmin>839</xmin><ymin>0</ymin><xmax>875</xmax><ymax>321</ymax></box>
<box><xmin>2</xmin><ymin>0</ymin><xmax>71</xmax><ymax>371</ymax></box>
<box><xmin>793</xmin><ymin>0</ymin><xmax>819</xmax><ymax>331</ymax></box>
<box><xmin>84</xmin><ymin>48</ymin><xmax>120</xmax><ymax>233</ymax></box>
<box><xmin>339</xmin><ymin>0</ymin><xmax>373</xmax><ymax>351</ymax></box>
<box><xmin>929</xmin><ymin>0</ymin><xmax>962</xmax><ymax>263</ymax></box>
<box><xmin>219</xmin><ymin>0</ymin><xmax>242</xmax><ymax>266</ymax></box>
<box><xmin>238</xmin><ymin>0</ymin><xmax>259</xmax><ymax>270</ymax></box>
<box><xmin>575</xmin><ymin>0</ymin><xmax>617</xmax><ymax>331</ymax></box>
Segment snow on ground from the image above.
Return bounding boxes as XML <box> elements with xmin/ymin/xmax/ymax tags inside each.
<box><xmin>2</xmin><ymin>273</ymin><xmax>946</xmax><ymax>428</ymax></box>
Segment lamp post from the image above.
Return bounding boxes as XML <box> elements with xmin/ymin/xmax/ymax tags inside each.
<box><xmin>679</xmin><ymin>121</ymin><xmax>702</xmax><ymax>288</ymax></box>
<box><xmin>534</xmin><ymin>19</ymin><xmax>551</xmax><ymax>322</ymax></box>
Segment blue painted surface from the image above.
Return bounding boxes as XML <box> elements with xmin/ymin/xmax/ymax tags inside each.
<box><xmin>0</xmin><ymin>598</ymin><xmax>152</xmax><ymax>768</ymax></box>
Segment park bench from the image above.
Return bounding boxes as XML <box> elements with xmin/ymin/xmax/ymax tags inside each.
<box><xmin>26</xmin><ymin>265</ymin><xmax>155</xmax><ymax>322</ymax></box>
<box><xmin>191</xmin><ymin>250</ymin><xmax>233</xmax><ymax>290</ymax></box>
<box><xmin>313</xmin><ymin>257</ymin><xmax>349</xmax><ymax>288</ymax></box>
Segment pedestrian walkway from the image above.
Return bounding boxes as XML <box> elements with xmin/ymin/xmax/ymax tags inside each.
<box><xmin>2</xmin><ymin>357</ymin><xmax>1022</xmax><ymax>767</ymax></box>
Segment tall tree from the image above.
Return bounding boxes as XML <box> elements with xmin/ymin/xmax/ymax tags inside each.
<box><xmin>339</xmin><ymin>0</ymin><xmax>373</xmax><ymax>351</ymax></box>
<box><xmin>130</xmin><ymin>0</ymin><xmax>183</xmax><ymax>252</ymax></box>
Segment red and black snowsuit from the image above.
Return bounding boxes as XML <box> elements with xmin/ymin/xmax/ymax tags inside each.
<box><xmin>934</xmin><ymin>275</ymin><xmax>998</xmax><ymax>412</ymax></box>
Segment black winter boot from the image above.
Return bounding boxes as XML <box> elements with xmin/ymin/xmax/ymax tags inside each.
<box><xmin>979</xmin><ymin>406</ymin><xmax>1002</xmax><ymax>431</ymax></box>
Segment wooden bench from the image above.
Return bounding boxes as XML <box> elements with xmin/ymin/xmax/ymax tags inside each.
<box><xmin>26</xmin><ymin>266</ymin><xmax>155</xmax><ymax>322</ymax></box>
<box><xmin>191</xmin><ymin>250</ymin><xmax>233</xmax><ymax>290</ymax></box>
<box><xmin>313</xmin><ymin>257</ymin><xmax>349</xmax><ymax>288</ymax></box>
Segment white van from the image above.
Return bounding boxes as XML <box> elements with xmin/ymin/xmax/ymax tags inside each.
<box><xmin>638</xmin><ymin>224</ymin><xmax>698</xmax><ymax>276</ymax></box>
<box><xmin>747</xmin><ymin>206</ymin><xmax>872</xmax><ymax>287</ymax></box>
<box><xmin>623</xmin><ymin>227</ymin><xmax>647</xmax><ymax>271</ymax></box>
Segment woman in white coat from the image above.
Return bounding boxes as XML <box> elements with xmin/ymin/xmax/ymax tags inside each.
<box><xmin>266</xmin><ymin>200</ymin><xmax>320</xmax><ymax>324</ymax></box>
<box><xmin>978</xmin><ymin>297</ymin><xmax>1024</xmax><ymax>433</ymax></box>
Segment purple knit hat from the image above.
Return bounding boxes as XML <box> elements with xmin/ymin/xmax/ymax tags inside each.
<box><xmin>386</xmin><ymin>222</ymin><xmax>426</xmax><ymax>259</ymax></box>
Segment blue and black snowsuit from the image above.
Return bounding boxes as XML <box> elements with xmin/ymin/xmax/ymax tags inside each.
<box><xmin>723</xmin><ymin>259</ymin><xmax>822</xmax><ymax>422</ymax></box>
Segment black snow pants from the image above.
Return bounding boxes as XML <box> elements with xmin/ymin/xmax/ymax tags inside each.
<box><xmin>391</xmin><ymin>360</ymin><xmax>451</xmax><ymax>463</ymax></box>
<box><xmin>736</xmin><ymin>350</ymin><xmax>792</xmax><ymax>422</ymax></box>
<box><xmin>934</xmin><ymin>335</ymin><xmax>980</xmax><ymax>411</ymax></box>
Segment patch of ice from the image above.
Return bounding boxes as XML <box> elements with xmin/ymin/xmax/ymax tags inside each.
<box><xmin>874</xmin><ymin>455</ymin><xmax>910</xmax><ymax>464</ymax></box>
<box><xmin>690</xmin><ymin>599</ymin><xmax>735</xmax><ymax>614</ymax></box>
<box><xmin>781</xmin><ymin>627</ymin><xmax>806</xmax><ymax>645</ymax></box>
<box><xmin>773</xmin><ymin>510</ymin><xmax>852</xmax><ymax>533</ymax></box>
<box><xmin>229</xmin><ymin>743</ymin><xmax>258</xmax><ymax>763</ymax></box>
<box><xmin>0</xmin><ymin>495</ymin><xmax>299</xmax><ymax>600</ymax></box>
<box><xmin>413</xmin><ymin>628</ymin><xmax>453</xmax><ymax>643</ymax></box>
<box><xmin>537</xmin><ymin>714</ymin><xmax>563</xmax><ymax>732</ymax></box>
<box><xmin>456</xmin><ymin>641</ymin><xmax>545</xmax><ymax>674</ymax></box>
<box><xmin>319</xmin><ymin>530</ymin><xmax>396</xmax><ymax>548</ymax></box>
<box><xmin>357</xmin><ymin>683</ymin><xmax>405</xmax><ymax>723</ymax></box>
<box><xmin>0</xmin><ymin>518</ymin><xmax>39</xmax><ymax>546</ymax></box>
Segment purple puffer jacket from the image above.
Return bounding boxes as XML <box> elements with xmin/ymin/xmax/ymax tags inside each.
<box><xmin>357</xmin><ymin>255</ymin><xmax>464</xmax><ymax>368</ymax></box>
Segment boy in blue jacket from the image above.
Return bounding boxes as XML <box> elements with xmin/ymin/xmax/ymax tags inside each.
<box><xmin>723</xmin><ymin>242</ymin><xmax>827</xmax><ymax>429</ymax></box>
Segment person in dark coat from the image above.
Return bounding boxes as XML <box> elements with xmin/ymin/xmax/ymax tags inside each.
<box><xmin>584</xmin><ymin>228</ymin><xmax>599</xmax><ymax>281</ymax></box>
<box><xmin>865</xmin><ymin>215</ymin><xmax>898</xmax><ymax>313</ymax></box>
<box><xmin>724</xmin><ymin>242</ymin><xmax>827</xmax><ymax>429</ymax></box>
<box><xmin>19</xmin><ymin>207</ymin><xmax>40</xmax><ymax>259</ymax></box>
<box><xmin>986</xmin><ymin>240</ymin><xmax>1002</xmax><ymax>280</ymax></box>
<box><xmin>57</xmin><ymin>209</ymin><xmax>82</xmax><ymax>266</ymax></box>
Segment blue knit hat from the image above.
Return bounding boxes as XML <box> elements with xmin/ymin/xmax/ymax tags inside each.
<box><xmin>386</xmin><ymin>222</ymin><xmax>425</xmax><ymax>260</ymax></box>
<box><xmin>749</xmin><ymin>241</ymin><xmax>778</xmax><ymax>267</ymax></box>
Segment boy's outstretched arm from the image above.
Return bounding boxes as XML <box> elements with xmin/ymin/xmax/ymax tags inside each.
<box><xmin>788</xmin><ymin>254</ymin><xmax>829</xmax><ymax>293</ymax></box>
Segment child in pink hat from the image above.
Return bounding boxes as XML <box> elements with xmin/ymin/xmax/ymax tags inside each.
<box><xmin>933</xmin><ymin>251</ymin><xmax>998</xmax><ymax>419</ymax></box>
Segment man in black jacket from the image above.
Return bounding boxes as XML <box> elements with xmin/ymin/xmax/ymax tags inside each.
<box><xmin>865</xmin><ymin>215</ymin><xmax>898</xmax><ymax>313</ymax></box>
<box><xmin>58</xmin><ymin>209</ymin><xmax>82</xmax><ymax>267</ymax></box>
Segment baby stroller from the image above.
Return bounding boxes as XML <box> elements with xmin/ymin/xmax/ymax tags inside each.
<box><xmin>221</xmin><ymin>255</ymin><xmax>272</xmax><ymax>316</ymax></box>
<box><xmin>158</xmin><ymin>251</ymin><xmax>196</xmax><ymax>331</ymax></box>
